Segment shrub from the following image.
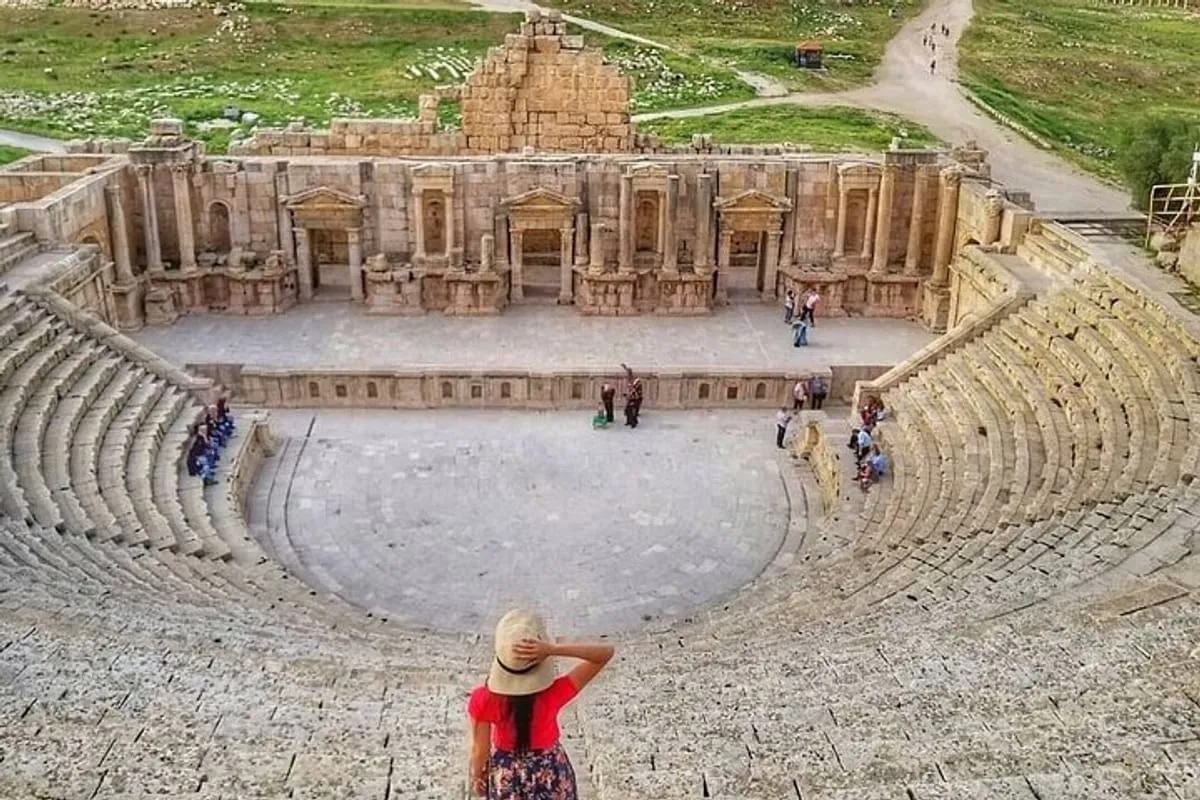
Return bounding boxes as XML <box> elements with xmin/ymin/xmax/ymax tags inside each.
<box><xmin>1116</xmin><ymin>115</ymin><xmax>1200</xmax><ymax>210</ymax></box>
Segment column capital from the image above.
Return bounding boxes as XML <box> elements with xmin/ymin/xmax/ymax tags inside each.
<box><xmin>134</xmin><ymin>163</ymin><xmax>154</xmax><ymax>177</ymax></box>
<box><xmin>939</xmin><ymin>165</ymin><xmax>965</xmax><ymax>187</ymax></box>
<box><xmin>984</xmin><ymin>189</ymin><xmax>1005</xmax><ymax>214</ymax></box>
<box><xmin>168</xmin><ymin>162</ymin><xmax>193</xmax><ymax>177</ymax></box>
<box><xmin>104</xmin><ymin>184</ymin><xmax>122</xmax><ymax>198</ymax></box>
<box><xmin>346</xmin><ymin>226</ymin><xmax>362</xmax><ymax>239</ymax></box>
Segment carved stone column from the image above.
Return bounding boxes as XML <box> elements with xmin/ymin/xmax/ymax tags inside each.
<box><xmin>860</xmin><ymin>186</ymin><xmax>878</xmax><ymax>261</ymax></box>
<box><xmin>510</xmin><ymin>229</ymin><xmax>524</xmax><ymax>301</ymax></box>
<box><xmin>904</xmin><ymin>166</ymin><xmax>931</xmax><ymax>275</ymax></box>
<box><xmin>413</xmin><ymin>191</ymin><xmax>426</xmax><ymax>260</ymax></box>
<box><xmin>932</xmin><ymin>167</ymin><xmax>963</xmax><ymax>286</ymax></box>
<box><xmin>780</xmin><ymin>168</ymin><xmax>798</xmax><ymax>270</ymax></box>
<box><xmin>347</xmin><ymin>227</ymin><xmax>364</xmax><ymax>301</ymax></box>
<box><xmin>493</xmin><ymin>212</ymin><xmax>509</xmax><ymax>272</ymax></box>
<box><xmin>559</xmin><ymin>226</ymin><xmax>574</xmax><ymax>304</ymax></box>
<box><xmin>481</xmin><ymin>233</ymin><xmax>495</xmax><ymax>273</ymax></box>
<box><xmin>295</xmin><ymin>227</ymin><xmax>313</xmax><ymax>301</ymax></box>
<box><xmin>618</xmin><ymin>174</ymin><xmax>633</xmax><ymax>273</ymax></box>
<box><xmin>445</xmin><ymin>190</ymin><xmax>456</xmax><ymax>257</ymax></box>
<box><xmin>105</xmin><ymin>185</ymin><xmax>134</xmax><ymax>284</ymax></box>
<box><xmin>135</xmin><ymin>165</ymin><xmax>163</xmax><ymax>271</ymax></box>
<box><xmin>574</xmin><ymin>211</ymin><xmax>589</xmax><ymax>267</ymax></box>
<box><xmin>871</xmin><ymin>165</ymin><xmax>896</xmax><ymax>273</ymax></box>
<box><xmin>589</xmin><ymin>222</ymin><xmax>605</xmax><ymax>275</ymax></box>
<box><xmin>982</xmin><ymin>190</ymin><xmax>1005</xmax><ymax>246</ymax></box>
<box><xmin>833</xmin><ymin>186</ymin><xmax>849</xmax><ymax>258</ymax></box>
<box><xmin>170</xmin><ymin>163</ymin><xmax>197</xmax><ymax>271</ymax></box>
<box><xmin>762</xmin><ymin>221</ymin><xmax>782</xmax><ymax>301</ymax></box>
<box><xmin>662</xmin><ymin>174</ymin><xmax>679</xmax><ymax>273</ymax></box>
<box><xmin>275</xmin><ymin>169</ymin><xmax>293</xmax><ymax>267</ymax></box>
<box><xmin>695</xmin><ymin>172</ymin><xmax>713</xmax><ymax>272</ymax></box>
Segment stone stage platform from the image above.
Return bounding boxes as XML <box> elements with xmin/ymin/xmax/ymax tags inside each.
<box><xmin>132</xmin><ymin>303</ymin><xmax>936</xmax><ymax>372</ymax></box>
<box><xmin>248</xmin><ymin>409</ymin><xmax>794</xmax><ymax>635</ymax></box>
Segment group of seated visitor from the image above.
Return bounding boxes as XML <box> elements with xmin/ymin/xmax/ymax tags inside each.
<box><xmin>186</xmin><ymin>398</ymin><xmax>235</xmax><ymax>486</ymax></box>
<box><xmin>851</xmin><ymin>396</ymin><xmax>888</xmax><ymax>491</ymax></box>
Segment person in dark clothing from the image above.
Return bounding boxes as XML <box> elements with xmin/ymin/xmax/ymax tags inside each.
<box><xmin>600</xmin><ymin>383</ymin><xmax>616</xmax><ymax>424</ymax></box>
<box><xmin>808</xmin><ymin>375</ymin><xmax>828</xmax><ymax>410</ymax></box>
<box><xmin>621</xmin><ymin>364</ymin><xmax>644</xmax><ymax>428</ymax></box>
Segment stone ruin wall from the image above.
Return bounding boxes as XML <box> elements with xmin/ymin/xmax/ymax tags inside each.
<box><xmin>229</xmin><ymin>9</ymin><xmax>633</xmax><ymax>158</ymax></box>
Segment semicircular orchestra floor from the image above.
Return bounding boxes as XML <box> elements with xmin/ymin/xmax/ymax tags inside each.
<box><xmin>248</xmin><ymin>408</ymin><xmax>793</xmax><ymax>635</ymax></box>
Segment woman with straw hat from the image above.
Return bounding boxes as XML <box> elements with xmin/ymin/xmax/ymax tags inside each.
<box><xmin>467</xmin><ymin>609</ymin><xmax>615</xmax><ymax>798</ymax></box>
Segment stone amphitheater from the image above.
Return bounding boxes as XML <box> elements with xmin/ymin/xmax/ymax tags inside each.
<box><xmin>1</xmin><ymin>5</ymin><xmax>1200</xmax><ymax>800</ymax></box>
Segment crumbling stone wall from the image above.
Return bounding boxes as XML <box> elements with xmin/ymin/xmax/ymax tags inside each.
<box><xmin>460</xmin><ymin>10</ymin><xmax>633</xmax><ymax>153</ymax></box>
<box><xmin>230</xmin><ymin>9</ymin><xmax>633</xmax><ymax>157</ymax></box>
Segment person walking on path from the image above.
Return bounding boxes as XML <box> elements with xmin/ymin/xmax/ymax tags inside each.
<box><xmin>600</xmin><ymin>383</ymin><xmax>616</xmax><ymax>424</ymax></box>
<box><xmin>783</xmin><ymin>289</ymin><xmax>796</xmax><ymax>324</ymax></box>
<box><xmin>621</xmin><ymin>363</ymin><xmax>643</xmax><ymax>428</ymax></box>
<box><xmin>776</xmin><ymin>406</ymin><xmax>793</xmax><ymax>449</ymax></box>
<box><xmin>791</xmin><ymin>316</ymin><xmax>809</xmax><ymax>347</ymax></box>
<box><xmin>808</xmin><ymin>375</ymin><xmax>828</xmax><ymax>410</ymax></box>
<box><xmin>930</xmin><ymin>59</ymin><xmax>936</xmax><ymax>75</ymax></box>
<box><xmin>467</xmin><ymin>609</ymin><xmax>614</xmax><ymax>799</ymax></box>
<box><xmin>800</xmin><ymin>288</ymin><xmax>820</xmax><ymax>326</ymax></box>
<box><xmin>792</xmin><ymin>379</ymin><xmax>807</xmax><ymax>411</ymax></box>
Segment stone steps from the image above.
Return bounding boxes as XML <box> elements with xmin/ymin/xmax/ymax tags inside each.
<box><xmin>0</xmin><ymin>232</ymin><xmax>37</xmax><ymax>276</ymax></box>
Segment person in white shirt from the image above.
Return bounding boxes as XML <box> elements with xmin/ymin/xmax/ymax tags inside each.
<box><xmin>801</xmin><ymin>288</ymin><xmax>820</xmax><ymax>326</ymax></box>
<box><xmin>792</xmin><ymin>380</ymin><xmax>807</xmax><ymax>411</ymax></box>
<box><xmin>775</xmin><ymin>407</ymin><xmax>793</xmax><ymax>449</ymax></box>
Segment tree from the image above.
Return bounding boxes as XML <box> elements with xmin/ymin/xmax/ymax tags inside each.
<box><xmin>1117</xmin><ymin>115</ymin><xmax>1200</xmax><ymax>210</ymax></box>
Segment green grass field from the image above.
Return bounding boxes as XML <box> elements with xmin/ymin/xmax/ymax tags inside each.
<box><xmin>545</xmin><ymin>0</ymin><xmax>921</xmax><ymax>91</ymax></box>
<box><xmin>638</xmin><ymin>104</ymin><xmax>940</xmax><ymax>151</ymax></box>
<box><xmin>959</xmin><ymin>0</ymin><xmax>1200</xmax><ymax>179</ymax></box>
<box><xmin>0</xmin><ymin>145</ymin><xmax>32</xmax><ymax>166</ymax></box>
<box><xmin>0</xmin><ymin>2</ymin><xmax>751</xmax><ymax>151</ymax></box>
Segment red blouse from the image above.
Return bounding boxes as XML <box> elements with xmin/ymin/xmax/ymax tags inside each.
<box><xmin>467</xmin><ymin>675</ymin><xmax>579</xmax><ymax>751</ymax></box>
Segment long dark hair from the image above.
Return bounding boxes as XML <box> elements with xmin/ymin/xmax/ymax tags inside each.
<box><xmin>506</xmin><ymin>693</ymin><xmax>537</xmax><ymax>752</ymax></box>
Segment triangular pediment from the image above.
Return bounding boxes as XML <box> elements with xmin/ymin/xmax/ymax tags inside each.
<box><xmin>626</xmin><ymin>162</ymin><xmax>669</xmax><ymax>178</ymax></box>
<box><xmin>412</xmin><ymin>162</ymin><xmax>455</xmax><ymax>178</ymax></box>
<box><xmin>837</xmin><ymin>161</ymin><xmax>880</xmax><ymax>178</ymax></box>
<box><xmin>713</xmin><ymin>189</ymin><xmax>792</xmax><ymax>212</ymax></box>
<box><xmin>501</xmin><ymin>187</ymin><xmax>580</xmax><ymax>212</ymax></box>
<box><xmin>283</xmin><ymin>186</ymin><xmax>366</xmax><ymax>209</ymax></box>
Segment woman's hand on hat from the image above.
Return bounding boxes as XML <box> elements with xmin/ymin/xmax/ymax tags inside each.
<box><xmin>513</xmin><ymin>637</ymin><xmax>553</xmax><ymax>662</ymax></box>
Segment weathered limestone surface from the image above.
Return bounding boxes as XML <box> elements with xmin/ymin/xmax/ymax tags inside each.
<box><xmin>1</xmin><ymin>14</ymin><xmax>1198</xmax><ymax>799</ymax></box>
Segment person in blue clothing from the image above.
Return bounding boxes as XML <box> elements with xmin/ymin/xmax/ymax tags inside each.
<box><xmin>791</xmin><ymin>317</ymin><xmax>809</xmax><ymax>347</ymax></box>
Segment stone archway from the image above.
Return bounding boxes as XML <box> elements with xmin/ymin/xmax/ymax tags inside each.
<box><xmin>208</xmin><ymin>201</ymin><xmax>232</xmax><ymax>253</ymax></box>
<box><xmin>713</xmin><ymin>189</ymin><xmax>792</xmax><ymax>303</ymax></box>
<box><xmin>283</xmin><ymin>186</ymin><xmax>367</xmax><ymax>302</ymax></box>
<box><xmin>501</xmin><ymin>187</ymin><xmax>580</xmax><ymax>303</ymax></box>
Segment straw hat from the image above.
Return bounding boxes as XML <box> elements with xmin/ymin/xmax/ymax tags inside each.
<box><xmin>486</xmin><ymin>609</ymin><xmax>556</xmax><ymax>696</ymax></box>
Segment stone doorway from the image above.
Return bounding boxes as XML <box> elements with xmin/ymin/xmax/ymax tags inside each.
<box><xmin>501</xmin><ymin>187</ymin><xmax>580</xmax><ymax>304</ymax></box>
<box><xmin>312</xmin><ymin>228</ymin><xmax>351</xmax><ymax>299</ymax></box>
<box><xmin>283</xmin><ymin>186</ymin><xmax>367</xmax><ymax>303</ymax></box>
<box><xmin>724</xmin><ymin>230</ymin><xmax>764</xmax><ymax>299</ymax></box>
<box><xmin>520</xmin><ymin>228</ymin><xmax>563</xmax><ymax>300</ymax></box>
<box><xmin>634</xmin><ymin>191</ymin><xmax>660</xmax><ymax>257</ymax></box>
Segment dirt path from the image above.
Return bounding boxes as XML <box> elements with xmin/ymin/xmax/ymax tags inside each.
<box><xmin>0</xmin><ymin>129</ymin><xmax>64</xmax><ymax>153</ymax></box>
<box><xmin>633</xmin><ymin>0</ymin><xmax>1130</xmax><ymax>212</ymax></box>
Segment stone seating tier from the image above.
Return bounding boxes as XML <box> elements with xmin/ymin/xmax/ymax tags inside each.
<box><xmin>855</xmin><ymin>277</ymin><xmax>1199</xmax><ymax>575</ymax></box>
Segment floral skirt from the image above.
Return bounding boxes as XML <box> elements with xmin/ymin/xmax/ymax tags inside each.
<box><xmin>488</xmin><ymin>742</ymin><xmax>577</xmax><ymax>800</ymax></box>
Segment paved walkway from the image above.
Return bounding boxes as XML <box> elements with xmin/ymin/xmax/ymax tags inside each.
<box><xmin>248</xmin><ymin>408</ymin><xmax>793</xmax><ymax>634</ymax></box>
<box><xmin>131</xmin><ymin>304</ymin><xmax>935</xmax><ymax>371</ymax></box>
